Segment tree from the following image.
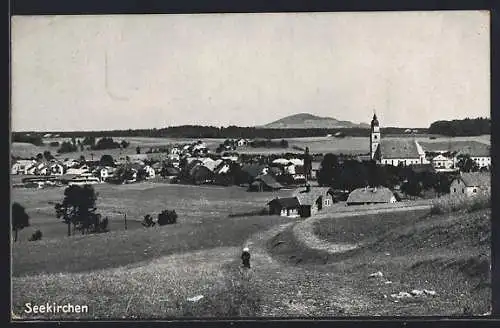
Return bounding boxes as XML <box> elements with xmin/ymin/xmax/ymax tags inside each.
<box><xmin>43</xmin><ymin>150</ymin><xmax>54</xmax><ymax>161</ymax></box>
<box><xmin>456</xmin><ymin>154</ymin><xmax>479</xmax><ymax>173</ymax></box>
<box><xmin>136</xmin><ymin>146</ymin><xmax>141</xmax><ymax>154</ymax></box>
<box><xmin>57</xmin><ymin>141</ymin><xmax>78</xmax><ymax>154</ymax></box>
<box><xmin>157</xmin><ymin>210</ymin><xmax>177</xmax><ymax>225</ymax></box>
<box><xmin>79</xmin><ymin>155</ymin><xmax>86</xmax><ymax>162</ymax></box>
<box><xmin>55</xmin><ymin>185</ymin><xmax>98</xmax><ymax>236</ymax></box>
<box><xmin>100</xmin><ymin>154</ymin><xmax>115</xmax><ymax>167</ymax></box>
<box><xmin>12</xmin><ymin>202</ymin><xmax>30</xmax><ymax>242</ymax></box>
<box><xmin>318</xmin><ymin>153</ymin><xmax>339</xmax><ymax>187</ymax></box>
<box><xmin>120</xmin><ymin>140</ymin><xmax>130</xmax><ymax>149</ymax></box>
<box><xmin>303</xmin><ymin>147</ymin><xmax>312</xmax><ymax>180</ymax></box>
<box><xmin>36</xmin><ymin>153</ymin><xmax>44</xmax><ymax>161</ymax></box>
<box><xmin>136</xmin><ymin>168</ymin><xmax>148</xmax><ymax>181</ymax></box>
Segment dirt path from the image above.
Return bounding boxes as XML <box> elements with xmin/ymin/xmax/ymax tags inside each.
<box><xmin>293</xmin><ymin>203</ymin><xmax>432</xmax><ymax>255</ymax></box>
<box><xmin>241</xmin><ymin>222</ymin><xmax>371</xmax><ymax>316</ymax></box>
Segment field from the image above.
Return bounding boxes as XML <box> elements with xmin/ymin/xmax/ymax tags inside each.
<box><xmin>11</xmin><ymin>179</ymin><xmax>491</xmax><ymax>319</ymax></box>
<box><xmin>11</xmin><ymin>135</ymin><xmax>490</xmax><ymax>158</ymax></box>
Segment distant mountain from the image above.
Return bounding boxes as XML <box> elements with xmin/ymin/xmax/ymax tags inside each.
<box><xmin>260</xmin><ymin>113</ymin><xmax>370</xmax><ymax>129</ymax></box>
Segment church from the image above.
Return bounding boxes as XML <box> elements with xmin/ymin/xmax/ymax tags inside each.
<box><xmin>370</xmin><ymin>114</ymin><xmax>428</xmax><ymax>166</ymax></box>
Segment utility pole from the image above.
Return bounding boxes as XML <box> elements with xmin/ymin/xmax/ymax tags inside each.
<box><xmin>124</xmin><ymin>213</ymin><xmax>127</xmax><ymax>230</ymax></box>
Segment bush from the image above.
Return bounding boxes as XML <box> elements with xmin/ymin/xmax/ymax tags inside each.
<box><xmin>157</xmin><ymin>210</ymin><xmax>178</xmax><ymax>226</ymax></box>
<box><xmin>142</xmin><ymin>214</ymin><xmax>156</xmax><ymax>227</ymax></box>
<box><xmin>49</xmin><ymin>141</ymin><xmax>60</xmax><ymax>147</ymax></box>
<box><xmin>28</xmin><ymin>230</ymin><xmax>42</xmax><ymax>241</ymax></box>
<box><xmin>431</xmin><ymin>190</ymin><xmax>490</xmax><ymax>215</ymax></box>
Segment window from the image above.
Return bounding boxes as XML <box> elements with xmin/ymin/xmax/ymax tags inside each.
<box><xmin>453</xmin><ymin>188</ymin><xmax>456</xmax><ymax>193</ymax></box>
<box><xmin>462</xmin><ymin>189</ymin><xmax>465</xmax><ymax>193</ymax></box>
<box><xmin>374</xmin><ymin>135</ymin><xmax>377</xmax><ymax>139</ymax></box>
<box><xmin>473</xmin><ymin>188</ymin><xmax>477</xmax><ymax>193</ymax></box>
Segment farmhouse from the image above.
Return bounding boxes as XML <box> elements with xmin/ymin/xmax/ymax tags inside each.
<box><xmin>449</xmin><ymin>172</ymin><xmax>490</xmax><ymax>196</ymax></box>
<box><xmin>248</xmin><ymin>174</ymin><xmax>283</xmax><ymax>192</ymax></box>
<box><xmin>346</xmin><ymin>186</ymin><xmax>397</xmax><ymax>206</ymax></box>
<box><xmin>310</xmin><ymin>162</ymin><xmax>321</xmax><ymax>180</ymax></box>
<box><xmin>294</xmin><ymin>186</ymin><xmax>334</xmax><ymax>218</ymax></box>
<box><xmin>267</xmin><ymin>197</ymin><xmax>301</xmax><ymax>218</ymax></box>
<box><xmin>370</xmin><ymin>114</ymin><xmax>427</xmax><ymax>166</ymax></box>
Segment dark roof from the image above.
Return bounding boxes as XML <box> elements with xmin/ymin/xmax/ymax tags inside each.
<box><xmin>378</xmin><ymin>139</ymin><xmax>421</xmax><ymax>159</ymax></box>
<box><xmin>458</xmin><ymin>172</ymin><xmax>490</xmax><ymax>188</ymax></box>
<box><xmin>347</xmin><ymin>187</ymin><xmax>395</xmax><ymax>204</ymax></box>
<box><xmin>253</xmin><ymin>174</ymin><xmax>283</xmax><ymax>189</ymax></box>
<box><xmin>267</xmin><ymin>197</ymin><xmax>300</xmax><ymax>209</ymax></box>
<box><xmin>420</xmin><ymin>141</ymin><xmax>490</xmax><ymax>157</ymax></box>
<box><xmin>293</xmin><ymin>187</ymin><xmax>332</xmax><ymax>206</ymax></box>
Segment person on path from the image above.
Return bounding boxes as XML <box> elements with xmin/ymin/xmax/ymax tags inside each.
<box><xmin>241</xmin><ymin>247</ymin><xmax>251</xmax><ymax>269</ymax></box>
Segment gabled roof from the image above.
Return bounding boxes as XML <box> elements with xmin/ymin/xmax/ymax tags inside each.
<box><xmin>420</xmin><ymin>140</ymin><xmax>490</xmax><ymax>157</ymax></box>
<box><xmin>378</xmin><ymin>139</ymin><xmax>421</xmax><ymax>159</ymax></box>
<box><xmin>432</xmin><ymin>154</ymin><xmax>451</xmax><ymax>161</ymax></box>
<box><xmin>347</xmin><ymin>187</ymin><xmax>395</xmax><ymax>204</ymax></box>
<box><xmin>458</xmin><ymin>172</ymin><xmax>490</xmax><ymax>188</ymax></box>
<box><xmin>267</xmin><ymin>197</ymin><xmax>300</xmax><ymax>209</ymax></box>
<box><xmin>294</xmin><ymin>187</ymin><xmax>332</xmax><ymax>206</ymax></box>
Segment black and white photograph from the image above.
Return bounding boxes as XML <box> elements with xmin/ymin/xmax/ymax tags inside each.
<box><xmin>10</xmin><ymin>11</ymin><xmax>491</xmax><ymax>319</ymax></box>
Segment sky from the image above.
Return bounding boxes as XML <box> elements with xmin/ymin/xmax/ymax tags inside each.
<box><xmin>11</xmin><ymin>11</ymin><xmax>490</xmax><ymax>131</ymax></box>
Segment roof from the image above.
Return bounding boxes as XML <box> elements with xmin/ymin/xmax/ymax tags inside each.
<box><xmin>294</xmin><ymin>187</ymin><xmax>332</xmax><ymax>205</ymax></box>
<box><xmin>253</xmin><ymin>174</ymin><xmax>283</xmax><ymax>189</ymax></box>
<box><xmin>127</xmin><ymin>154</ymin><xmax>149</xmax><ymax>161</ymax></box>
<box><xmin>267</xmin><ymin>197</ymin><xmax>300</xmax><ymax>209</ymax></box>
<box><xmin>164</xmin><ymin>167</ymin><xmax>181</xmax><ymax>175</ymax></box>
<box><xmin>347</xmin><ymin>187</ymin><xmax>395</xmax><ymax>204</ymax></box>
<box><xmin>378</xmin><ymin>139</ymin><xmax>421</xmax><ymax>159</ymax></box>
<box><xmin>458</xmin><ymin>172</ymin><xmax>490</xmax><ymax>188</ymax></box>
<box><xmin>420</xmin><ymin>141</ymin><xmax>490</xmax><ymax>157</ymax></box>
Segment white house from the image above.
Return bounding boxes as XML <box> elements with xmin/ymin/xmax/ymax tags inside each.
<box><xmin>11</xmin><ymin>160</ymin><xmax>36</xmax><ymax>175</ymax></box>
<box><xmin>49</xmin><ymin>163</ymin><xmax>64</xmax><ymax>176</ymax></box>
<box><xmin>432</xmin><ymin>154</ymin><xmax>454</xmax><ymax>170</ymax></box>
<box><xmin>143</xmin><ymin>165</ymin><xmax>156</xmax><ymax>179</ymax></box>
<box><xmin>237</xmin><ymin>138</ymin><xmax>248</xmax><ymax>147</ymax></box>
<box><xmin>449</xmin><ymin>172</ymin><xmax>490</xmax><ymax>197</ymax></box>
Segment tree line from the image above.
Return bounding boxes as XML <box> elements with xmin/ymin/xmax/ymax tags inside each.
<box><xmin>428</xmin><ymin>117</ymin><xmax>490</xmax><ymax>136</ymax></box>
<box><xmin>13</xmin><ymin>126</ymin><xmax>421</xmax><ymax>140</ymax></box>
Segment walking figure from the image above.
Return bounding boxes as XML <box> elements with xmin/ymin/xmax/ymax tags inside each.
<box><xmin>241</xmin><ymin>247</ymin><xmax>251</xmax><ymax>269</ymax></box>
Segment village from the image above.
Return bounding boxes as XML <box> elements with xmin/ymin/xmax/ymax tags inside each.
<box><xmin>11</xmin><ymin>114</ymin><xmax>491</xmax><ymax>220</ymax></box>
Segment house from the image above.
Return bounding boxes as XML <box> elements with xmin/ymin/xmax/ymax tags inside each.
<box><xmin>346</xmin><ymin>186</ymin><xmax>397</xmax><ymax>206</ymax></box>
<box><xmin>267</xmin><ymin>197</ymin><xmax>301</xmax><ymax>218</ymax></box>
<box><xmin>67</xmin><ymin>165</ymin><xmax>90</xmax><ymax>175</ymax></box>
<box><xmin>294</xmin><ymin>186</ymin><xmax>334</xmax><ymax>217</ymax></box>
<box><xmin>49</xmin><ymin>163</ymin><xmax>64</xmax><ymax>176</ymax></box>
<box><xmin>248</xmin><ymin>174</ymin><xmax>283</xmax><ymax>192</ymax></box>
<box><xmin>237</xmin><ymin>138</ymin><xmax>248</xmax><ymax>147</ymax></box>
<box><xmin>98</xmin><ymin>167</ymin><xmax>115</xmax><ymax>181</ymax></box>
<box><xmin>143</xmin><ymin>165</ymin><xmax>156</xmax><ymax>179</ymax></box>
<box><xmin>11</xmin><ymin>160</ymin><xmax>36</xmax><ymax>175</ymax></box>
<box><xmin>449</xmin><ymin>172</ymin><xmax>490</xmax><ymax>196</ymax></box>
<box><xmin>432</xmin><ymin>154</ymin><xmax>454</xmax><ymax>170</ymax></box>
<box><xmin>63</xmin><ymin>159</ymin><xmax>80</xmax><ymax>168</ymax></box>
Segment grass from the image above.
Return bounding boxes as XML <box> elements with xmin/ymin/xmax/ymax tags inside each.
<box><xmin>12</xmin><ymin>247</ymin><xmax>261</xmax><ymax>319</ymax></box>
<box><xmin>267</xmin><ymin>204</ymin><xmax>491</xmax><ymax>316</ymax></box>
<box><xmin>430</xmin><ymin>190</ymin><xmax>491</xmax><ymax>215</ymax></box>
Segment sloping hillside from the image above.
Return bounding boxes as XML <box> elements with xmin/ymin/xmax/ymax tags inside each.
<box><xmin>269</xmin><ymin>206</ymin><xmax>491</xmax><ymax>315</ymax></box>
<box><xmin>261</xmin><ymin>113</ymin><xmax>369</xmax><ymax>129</ymax></box>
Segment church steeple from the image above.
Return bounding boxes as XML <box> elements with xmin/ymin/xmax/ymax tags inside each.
<box><xmin>370</xmin><ymin>111</ymin><xmax>381</xmax><ymax>161</ymax></box>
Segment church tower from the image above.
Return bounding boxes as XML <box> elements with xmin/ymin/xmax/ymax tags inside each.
<box><xmin>370</xmin><ymin>113</ymin><xmax>381</xmax><ymax>160</ymax></box>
